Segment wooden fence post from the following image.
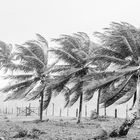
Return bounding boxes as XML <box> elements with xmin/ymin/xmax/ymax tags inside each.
<box><xmin>115</xmin><ymin>109</ymin><xmax>117</xmax><ymax>118</ymax></box>
<box><xmin>60</xmin><ymin>108</ymin><xmax>62</xmax><ymax>117</ymax></box>
<box><xmin>76</xmin><ymin>108</ymin><xmax>78</xmax><ymax>117</ymax></box>
<box><xmin>28</xmin><ymin>103</ymin><xmax>31</xmax><ymax>116</ymax></box>
<box><xmin>52</xmin><ymin>103</ymin><xmax>54</xmax><ymax>116</ymax></box>
<box><xmin>26</xmin><ymin>107</ymin><xmax>28</xmax><ymax>116</ymax></box>
<box><xmin>67</xmin><ymin>108</ymin><xmax>69</xmax><ymax>117</ymax></box>
<box><xmin>85</xmin><ymin>105</ymin><xmax>87</xmax><ymax>117</ymax></box>
<box><xmin>17</xmin><ymin>107</ymin><xmax>18</xmax><ymax>116</ymax></box>
<box><xmin>5</xmin><ymin>107</ymin><xmax>7</xmax><ymax>114</ymax></box>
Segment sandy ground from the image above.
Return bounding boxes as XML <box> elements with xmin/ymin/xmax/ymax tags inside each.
<box><xmin>0</xmin><ymin>115</ymin><xmax>140</xmax><ymax>140</ymax></box>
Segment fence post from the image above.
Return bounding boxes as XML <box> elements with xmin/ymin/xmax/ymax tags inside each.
<box><xmin>28</xmin><ymin>103</ymin><xmax>31</xmax><ymax>116</ymax></box>
<box><xmin>5</xmin><ymin>107</ymin><xmax>7</xmax><ymax>114</ymax></box>
<box><xmin>115</xmin><ymin>109</ymin><xmax>117</xmax><ymax>118</ymax></box>
<box><xmin>26</xmin><ymin>107</ymin><xmax>28</xmax><ymax>116</ymax></box>
<box><xmin>60</xmin><ymin>108</ymin><xmax>62</xmax><ymax>117</ymax></box>
<box><xmin>52</xmin><ymin>103</ymin><xmax>54</xmax><ymax>116</ymax></box>
<box><xmin>85</xmin><ymin>105</ymin><xmax>87</xmax><ymax>117</ymax></box>
<box><xmin>17</xmin><ymin>107</ymin><xmax>18</xmax><ymax>116</ymax></box>
<box><xmin>67</xmin><ymin>108</ymin><xmax>69</xmax><ymax>117</ymax></box>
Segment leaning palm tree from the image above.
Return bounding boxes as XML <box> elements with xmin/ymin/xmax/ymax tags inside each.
<box><xmin>50</xmin><ymin>32</ymin><xmax>108</xmax><ymax>123</ymax></box>
<box><xmin>82</xmin><ymin>22</ymin><xmax>140</xmax><ymax>129</ymax></box>
<box><xmin>0</xmin><ymin>34</ymin><xmax>58</xmax><ymax>121</ymax></box>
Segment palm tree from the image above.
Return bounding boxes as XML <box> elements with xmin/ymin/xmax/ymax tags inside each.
<box><xmin>50</xmin><ymin>32</ymin><xmax>106</xmax><ymax>123</ymax></box>
<box><xmin>83</xmin><ymin>22</ymin><xmax>140</xmax><ymax>120</ymax></box>
<box><xmin>0</xmin><ymin>41</ymin><xmax>32</xmax><ymax>73</ymax></box>
<box><xmin>0</xmin><ymin>34</ymin><xmax>58</xmax><ymax>121</ymax></box>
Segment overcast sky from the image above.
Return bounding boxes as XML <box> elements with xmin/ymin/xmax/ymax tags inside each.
<box><xmin>0</xmin><ymin>0</ymin><xmax>139</xmax><ymax>118</ymax></box>
<box><xmin>0</xmin><ymin>0</ymin><xmax>140</xmax><ymax>44</ymax></box>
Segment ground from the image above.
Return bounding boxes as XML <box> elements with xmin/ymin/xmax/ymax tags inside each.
<box><xmin>0</xmin><ymin>115</ymin><xmax>140</xmax><ymax>140</ymax></box>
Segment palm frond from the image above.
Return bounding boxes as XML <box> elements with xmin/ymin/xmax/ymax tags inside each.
<box><xmin>115</xmin><ymin>66</ymin><xmax>140</xmax><ymax>73</ymax></box>
<box><xmin>94</xmin><ymin>22</ymin><xmax>140</xmax><ymax>60</ymax></box>
<box><xmin>67</xmin><ymin>81</ymin><xmax>83</xmax><ymax>107</ymax></box>
<box><xmin>24</xmin><ymin>41</ymin><xmax>46</xmax><ymax>64</ymax></box>
<box><xmin>52</xmin><ymin>34</ymin><xmax>80</xmax><ymax>50</ymax></box>
<box><xmin>50</xmin><ymin>65</ymin><xmax>71</xmax><ymax>73</ymax></box>
<box><xmin>62</xmin><ymin>82</ymin><xmax>84</xmax><ymax>108</ymax></box>
<box><xmin>26</xmin><ymin>82</ymin><xmax>45</xmax><ymax>101</ymax></box>
<box><xmin>115</xmin><ymin>89</ymin><xmax>136</xmax><ymax>105</ymax></box>
<box><xmin>2</xmin><ymin>63</ymin><xmax>34</xmax><ymax>72</ymax></box>
<box><xmin>99</xmin><ymin>74</ymin><xmax>133</xmax><ymax>104</ymax></box>
<box><xmin>36</xmin><ymin>34</ymin><xmax>48</xmax><ymax>48</ymax></box>
<box><xmin>4</xmin><ymin>80</ymin><xmax>38</xmax><ymax>101</ymax></box>
<box><xmin>2</xmin><ymin>74</ymin><xmax>33</xmax><ymax>81</ymax></box>
<box><xmin>0</xmin><ymin>77</ymin><xmax>39</xmax><ymax>93</ymax></box>
<box><xmin>43</xmin><ymin>87</ymin><xmax>52</xmax><ymax>110</ymax></box>
<box><xmin>94</xmin><ymin>47</ymin><xmax>125</xmax><ymax>59</ymax></box>
<box><xmin>50</xmin><ymin>48</ymin><xmax>81</xmax><ymax>66</ymax></box>
<box><xmin>73</xmin><ymin>32</ymin><xmax>90</xmax><ymax>54</ymax></box>
<box><xmin>49</xmin><ymin>66</ymin><xmax>86</xmax><ymax>92</ymax></box>
<box><xmin>15</xmin><ymin>44</ymin><xmax>34</xmax><ymax>57</ymax></box>
<box><xmin>104</xmin><ymin>76</ymin><xmax>136</xmax><ymax>107</ymax></box>
<box><xmin>0</xmin><ymin>41</ymin><xmax>11</xmax><ymax>56</ymax></box>
<box><xmin>82</xmin><ymin>71</ymin><xmax>116</xmax><ymax>81</ymax></box>
<box><xmin>68</xmin><ymin>92</ymin><xmax>81</xmax><ymax>107</ymax></box>
<box><xmin>19</xmin><ymin>55</ymin><xmax>44</xmax><ymax>71</ymax></box>
<box><xmin>86</xmin><ymin>55</ymin><xmax>128</xmax><ymax>65</ymax></box>
<box><xmin>83</xmin><ymin>72</ymin><xmax>128</xmax><ymax>94</ymax></box>
<box><xmin>83</xmin><ymin>88</ymin><xmax>97</xmax><ymax>102</ymax></box>
<box><xmin>35</xmin><ymin>34</ymin><xmax>49</xmax><ymax>64</ymax></box>
<box><xmin>50</xmin><ymin>76</ymin><xmax>71</xmax><ymax>92</ymax></box>
<box><xmin>43</xmin><ymin>59</ymin><xmax>60</xmax><ymax>75</ymax></box>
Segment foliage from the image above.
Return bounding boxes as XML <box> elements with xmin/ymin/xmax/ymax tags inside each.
<box><xmin>0</xmin><ymin>34</ymin><xmax>57</xmax><ymax>110</ymax></box>
<box><xmin>50</xmin><ymin>32</ymin><xmax>104</xmax><ymax>107</ymax></box>
<box><xmin>83</xmin><ymin>22</ymin><xmax>140</xmax><ymax>108</ymax></box>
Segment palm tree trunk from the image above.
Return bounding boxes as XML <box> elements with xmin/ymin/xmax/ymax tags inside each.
<box><xmin>40</xmin><ymin>91</ymin><xmax>44</xmax><ymax>121</ymax></box>
<box><xmin>136</xmin><ymin>75</ymin><xmax>140</xmax><ymax>117</ymax></box>
<box><xmin>109</xmin><ymin>115</ymin><xmax>136</xmax><ymax>137</ymax></box>
<box><xmin>77</xmin><ymin>93</ymin><xmax>83</xmax><ymax>124</ymax></box>
<box><xmin>97</xmin><ymin>89</ymin><xmax>101</xmax><ymax>117</ymax></box>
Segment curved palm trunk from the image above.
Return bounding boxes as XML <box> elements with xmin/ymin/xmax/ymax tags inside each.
<box><xmin>40</xmin><ymin>91</ymin><xmax>44</xmax><ymax>121</ymax></box>
<box><xmin>77</xmin><ymin>93</ymin><xmax>83</xmax><ymax>124</ymax></box>
<box><xmin>109</xmin><ymin>115</ymin><xmax>136</xmax><ymax>137</ymax></box>
<box><xmin>97</xmin><ymin>89</ymin><xmax>101</xmax><ymax>117</ymax></box>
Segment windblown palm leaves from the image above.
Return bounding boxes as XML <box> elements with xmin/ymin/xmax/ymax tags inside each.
<box><xmin>50</xmin><ymin>32</ymin><xmax>101</xmax><ymax>108</ymax></box>
<box><xmin>83</xmin><ymin>22</ymin><xmax>140</xmax><ymax>110</ymax></box>
<box><xmin>0</xmin><ymin>34</ymin><xmax>56</xmax><ymax>110</ymax></box>
<box><xmin>0</xmin><ymin>40</ymin><xmax>34</xmax><ymax>73</ymax></box>
<box><xmin>0</xmin><ymin>41</ymin><xmax>18</xmax><ymax>73</ymax></box>
<box><xmin>50</xmin><ymin>32</ymin><xmax>111</xmax><ymax>123</ymax></box>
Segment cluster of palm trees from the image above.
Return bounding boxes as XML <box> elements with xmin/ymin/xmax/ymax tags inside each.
<box><xmin>0</xmin><ymin>22</ymin><xmax>140</xmax><ymax>124</ymax></box>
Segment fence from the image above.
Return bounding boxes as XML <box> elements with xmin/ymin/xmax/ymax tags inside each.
<box><xmin>0</xmin><ymin>103</ymin><xmax>129</xmax><ymax>119</ymax></box>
